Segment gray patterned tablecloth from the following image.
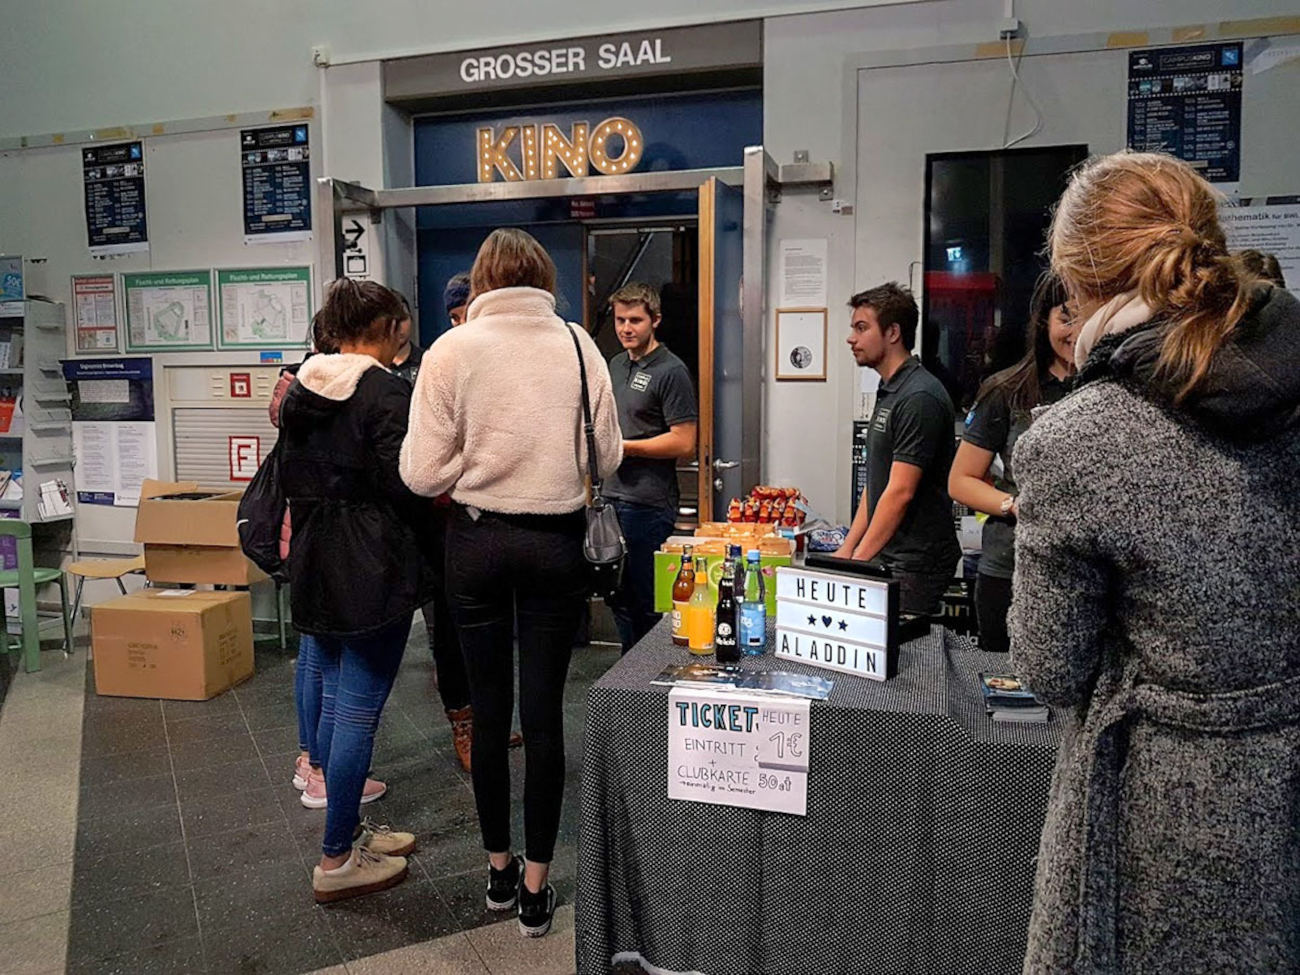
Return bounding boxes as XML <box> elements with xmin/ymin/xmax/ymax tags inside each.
<box><xmin>576</xmin><ymin>621</ymin><xmax>1064</xmax><ymax>975</ymax></box>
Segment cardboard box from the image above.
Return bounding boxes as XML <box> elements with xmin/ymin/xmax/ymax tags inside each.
<box><xmin>91</xmin><ymin>589</ymin><xmax>254</xmax><ymax>700</ymax></box>
<box><xmin>134</xmin><ymin>479</ymin><xmax>267</xmax><ymax>586</ymax></box>
<box><xmin>653</xmin><ymin>551</ymin><xmax>791</xmax><ymax>615</ymax></box>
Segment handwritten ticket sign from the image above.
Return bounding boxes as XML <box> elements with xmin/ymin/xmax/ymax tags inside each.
<box><xmin>668</xmin><ymin>686</ymin><xmax>810</xmax><ymax>816</ymax></box>
<box><xmin>774</xmin><ymin>566</ymin><xmax>899</xmax><ymax>681</ymax></box>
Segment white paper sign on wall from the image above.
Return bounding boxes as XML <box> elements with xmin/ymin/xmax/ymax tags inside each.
<box><xmin>774</xmin><ymin>566</ymin><xmax>899</xmax><ymax>681</ymax></box>
<box><xmin>667</xmin><ymin>686</ymin><xmax>810</xmax><ymax>816</ymax></box>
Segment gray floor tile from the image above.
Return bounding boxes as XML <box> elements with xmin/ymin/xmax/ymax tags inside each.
<box><xmin>241</xmin><ymin>699</ymin><xmax>302</xmax><ymax>732</ymax></box>
<box><xmin>169</xmin><ymin>730</ymin><xmax>260</xmax><ymax>771</ymax></box>
<box><xmin>0</xmin><ymin>858</ymin><xmax>71</xmax><ymax>925</ymax></box>
<box><xmin>465</xmin><ymin>904</ymin><xmax>576</xmax><ymax>975</ymax></box>
<box><xmin>174</xmin><ymin>755</ymin><xmax>274</xmax><ymax>803</ymax></box>
<box><xmin>0</xmin><ymin>909</ymin><xmax>69</xmax><ymax>975</ymax></box>
<box><xmin>71</xmin><ymin>840</ymin><xmax>190</xmax><ymax>903</ymax></box>
<box><xmin>80</xmin><ymin>716</ymin><xmax>168</xmax><ymax>758</ymax></box>
<box><xmin>66</xmin><ymin>936</ymin><xmax>204</xmax><ymax>975</ymax></box>
<box><xmin>202</xmin><ymin>907</ymin><xmax>341</xmax><ymax>975</ymax></box>
<box><xmin>162</xmin><ymin>709</ymin><xmax>251</xmax><ymax>744</ymax></box>
<box><xmin>66</xmin><ymin>884</ymin><xmax>199</xmax><ymax>961</ymax></box>
<box><xmin>161</xmin><ymin>692</ymin><xmax>240</xmax><ymax>718</ymax></box>
<box><xmin>77</xmin><ymin>745</ymin><xmax>172</xmax><ymax>787</ymax></box>
<box><xmin>74</xmin><ymin>800</ymin><xmax>183</xmax><ymax>860</ymax></box>
<box><xmin>345</xmin><ymin>932</ymin><xmax>490</xmax><ymax>975</ymax></box>
<box><xmin>252</xmin><ymin>722</ymin><xmax>305</xmax><ymax>756</ymax></box>
<box><xmin>76</xmin><ymin>771</ymin><xmax>176</xmax><ymax>819</ymax></box>
<box><xmin>193</xmin><ymin>856</ymin><xmax>316</xmax><ymax>933</ymax></box>
<box><xmin>186</xmin><ymin>820</ymin><xmax>303</xmax><ymax>884</ymax></box>
<box><xmin>323</xmin><ymin>876</ymin><xmax>461</xmax><ymax>962</ymax></box>
<box><xmin>180</xmin><ymin>785</ymin><xmax>285</xmax><ymax>839</ymax></box>
<box><xmin>0</xmin><ymin>817</ymin><xmax>77</xmax><ymax>864</ymax></box>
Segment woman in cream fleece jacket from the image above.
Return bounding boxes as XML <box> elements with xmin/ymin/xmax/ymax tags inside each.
<box><xmin>400</xmin><ymin>229</ymin><xmax>621</xmax><ymax>938</ymax></box>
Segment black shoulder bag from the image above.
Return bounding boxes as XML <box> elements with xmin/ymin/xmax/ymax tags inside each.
<box><xmin>565</xmin><ymin>324</ymin><xmax>626</xmax><ymax>599</ymax></box>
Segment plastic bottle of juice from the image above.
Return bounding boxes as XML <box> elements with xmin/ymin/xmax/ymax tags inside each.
<box><xmin>740</xmin><ymin>549</ymin><xmax>766</xmax><ymax>654</ymax></box>
<box><xmin>687</xmin><ymin>570</ymin><xmax>715</xmax><ymax>655</ymax></box>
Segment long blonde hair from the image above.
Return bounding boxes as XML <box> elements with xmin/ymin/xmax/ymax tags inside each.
<box><xmin>1049</xmin><ymin>151</ymin><xmax>1251</xmax><ymax>401</ymax></box>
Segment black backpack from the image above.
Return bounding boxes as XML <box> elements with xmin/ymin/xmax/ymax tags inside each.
<box><xmin>236</xmin><ymin>437</ymin><xmax>288</xmax><ymax>581</ymax></box>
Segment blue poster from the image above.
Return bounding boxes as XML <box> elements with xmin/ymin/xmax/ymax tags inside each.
<box><xmin>242</xmin><ymin>124</ymin><xmax>312</xmax><ymax>241</ymax></box>
<box><xmin>1127</xmin><ymin>44</ymin><xmax>1243</xmax><ymax>186</ymax></box>
<box><xmin>62</xmin><ymin>357</ymin><xmax>155</xmax><ymax>422</ymax></box>
<box><xmin>83</xmin><ymin>142</ymin><xmax>149</xmax><ymax>255</ymax></box>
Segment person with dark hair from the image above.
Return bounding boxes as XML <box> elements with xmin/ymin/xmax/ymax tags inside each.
<box><xmin>603</xmin><ymin>281</ymin><xmax>697</xmax><ymax>653</ymax></box>
<box><xmin>388</xmin><ymin>291</ymin><xmax>423</xmax><ymax>386</ymax></box>
<box><xmin>1236</xmin><ymin>248</ymin><xmax>1287</xmax><ymax>288</ymax></box>
<box><xmin>947</xmin><ymin>275</ymin><xmax>1078</xmax><ymax>652</ymax></box>
<box><xmin>444</xmin><ymin>272</ymin><xmax>471</xmax><ymax>327</ymax></box>
<box><xmin>401</xmin><ymin>228</ymin><xmax>622</xmax><ymax>937</ymax></box>
<box><xmin>1014</xmin><ymin>151</ymin><xmax>1300</xmax><ymax>973</ymax></box>
<box><xmin>834</xmin><ymin>282</ymin><xmax>961</xmax><ymax>615</ymax></box>
<box><xmin>280</xmin><ymin>278</ymin><xmax>434</xmax><ymax>903</ymax></box>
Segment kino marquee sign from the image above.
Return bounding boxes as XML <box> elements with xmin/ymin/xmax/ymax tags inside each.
<box><xmin>477</xmin><ymin>116</ymin><xmax>644</xmax><ymax>183</ymax></box>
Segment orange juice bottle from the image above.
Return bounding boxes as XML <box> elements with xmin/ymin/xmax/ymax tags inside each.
<box><xmin>687</xmin><ymin>570</ymin><xmax>715</xmax><ymax>655</ymax></box>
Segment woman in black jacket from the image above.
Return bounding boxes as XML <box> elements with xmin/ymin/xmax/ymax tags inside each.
<box><xmin>279</xmin><ymin>279</ymin><xmax>433</xmax><ymax>903</ymax></box>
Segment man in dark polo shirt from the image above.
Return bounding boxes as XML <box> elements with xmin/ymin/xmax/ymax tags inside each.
<box><xmin>834</xmin><ymin>283</ymin><xmax>960</xmax><ymax>615</ymax></box>
<box><xmin>605</xmin><ymin>283</ymin><xmax>698</xmax><ymax>652</ymax></box>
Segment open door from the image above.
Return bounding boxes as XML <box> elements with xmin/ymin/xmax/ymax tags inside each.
<box><xmin>697</xmin><ymin>177</ymin><xmax>746</xmax><ymax>522</ymax></box>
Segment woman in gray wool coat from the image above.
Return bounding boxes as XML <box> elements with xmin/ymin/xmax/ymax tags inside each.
<box><xmin>1009</xmin><ymin>150</ymin><xmax>1300</xmax><ymax>974</ymax></box>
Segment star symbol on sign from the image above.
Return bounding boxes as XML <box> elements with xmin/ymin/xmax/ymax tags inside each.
<box><xmin>838</xmin><ymin>620</ymin><xmax>848</xmax><ymax>631</ymax></box>
<box><xmin>807</xmin><ymin>614</ymin><xmax>817</xmax><ymax>626</ymax></box>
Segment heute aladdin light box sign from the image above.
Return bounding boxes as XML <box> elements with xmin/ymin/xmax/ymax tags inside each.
<box><xmin>774</xmin><ymin>567</ymin><xmax>900</xmax><ymax>682</ymax></box>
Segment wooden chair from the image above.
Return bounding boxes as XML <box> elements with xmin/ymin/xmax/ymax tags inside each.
<box><xmin>67</xmin><ymin>555</ymin><xmax>147</xmax><ymax>630</ymax></box>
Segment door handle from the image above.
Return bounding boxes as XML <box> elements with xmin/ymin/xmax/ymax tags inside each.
<box><xmin>713</xmin><ymin>459</ymin><xmax>740</xmax><ymax>472</ymax></box>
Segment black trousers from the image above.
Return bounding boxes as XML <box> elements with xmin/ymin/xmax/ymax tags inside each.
<box><xmin>975</xmin><ymin>572</ymin><xmax>1012</xmax><ymax>654</ymax></box>
<box><xmin>445</xmin><ymin>504</ymin><xmax>587</xmax><ymax>864</ymax></box>
<box><xmin>423</xmin><ymin>509</ymin><xmax>469</xmax><ymax>711</ymax></box>
<box><xmin>896</xmin><ymin>568</ymin><xmax>953</xmax><ymax>617</ymax></box>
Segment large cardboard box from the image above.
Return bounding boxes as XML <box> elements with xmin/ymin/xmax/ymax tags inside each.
<box><xmin>134</xmin><ymin>479</ymin><xmax>267</xmax><ymax>585</ymax></box>
<box><xmin>91</xmin><ymin>589</ymin><xmax>254</xmax><ymax>700</ymax></box>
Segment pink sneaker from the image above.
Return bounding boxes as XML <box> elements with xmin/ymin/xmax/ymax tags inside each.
<box><xmin>292</xmin><ymin>755</ymin><xmax>312</xmax><ymax>791</ymax></box>
<box><xmin>300</xmin><ymin>769</ymin><xmax>388</xmax><ymax>809</ymax></box>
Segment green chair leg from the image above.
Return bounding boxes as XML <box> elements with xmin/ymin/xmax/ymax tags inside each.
<box><xmin>18</xmin><ymin>570</ymin><xmax>38</xmax><ymax>673</ymax></box>
<box><xmin>58</xmin><ymin>574</ymin><xmax>72</xmax><ymax>657</ymax></box>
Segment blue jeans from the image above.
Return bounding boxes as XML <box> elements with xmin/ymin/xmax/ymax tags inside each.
<box><xmin>609</xmin><ymin>500</ymin><xmax>677</xmax><ymax>653</ymax></box>
<box><xmin>315</xmin><ymin>615</ymin><xmax>413</xmax><ymax>857</ymax></box>
<box><xmin>295</xmin><ymin>634</ymin><xmax>324</xmax><ymax>764</ymax></box>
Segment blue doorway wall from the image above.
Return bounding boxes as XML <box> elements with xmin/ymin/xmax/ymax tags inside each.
<box><xmin>412</xmin><ymin>89</ymin><xmax>760</xmax><ymax>346</ymax></box>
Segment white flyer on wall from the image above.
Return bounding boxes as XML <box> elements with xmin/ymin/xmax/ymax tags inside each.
<box><xmin>779</xmin><ymin>238</ymin><xmax>828</xmax><ymax>308</ymax></box>
<box><xmin>71</xmin><ymin>420</ymin><xmax>158</xmax><ymax>506</ymax></box>
<box><xmin>1220</xmin><ymin>201</ymin><xmax>1300</xmax><ymax>298</ymax></box>
<box><xmin>667</xmin><ymin>686</ymin><xmax>810</xmax><ymax>816</ymax></box>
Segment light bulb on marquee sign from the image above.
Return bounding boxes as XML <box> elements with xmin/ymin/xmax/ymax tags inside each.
<box><xmin>476</xmin><ymin>117</ymin><xmax>644</xmax><ymax>183</ymax></box>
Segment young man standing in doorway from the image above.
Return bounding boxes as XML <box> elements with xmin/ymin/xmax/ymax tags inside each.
<box><xmin>835</xmin><ymin>283</ymin><xmax>961</xmax><ymax>616</ymax></box>
<box><xmin>605</xmin><ymin>283</ymin><xmax>698</xmax><ymax>653</ymax></box>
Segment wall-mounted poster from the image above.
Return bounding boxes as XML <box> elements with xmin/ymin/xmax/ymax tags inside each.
<box><xmin>0</xmin><ymin>256</ymin><xmax>22</xmax><ymax>318</ymax></box>
<box><xmin>216</xmin><ymin>266</ymin><xmax>312</xmax><ymax>349</ymax></box>
<box><xmin>241</xmin><ymin>124</ymin><xmax>312</xmax><ymax>244</ymax></box>
<box><xmin>72</xmin><ymin>274</ymin><xmax>121</xmax><ymax>353</ymax></box>
<box><xmin>1127</xmin><ymin>43</ymin><xmax>1243</xmax><ymax>190</ymax></box>
<box><xmin>1221</xmin><ymin>197</ymin><xmax>1300</xmax><ymax>298</ymax></box>
<box><xmin>775</xmin><ymin>308</ymin><xmax>828</xmax><ymax>381</ymax></box>
<box><xmin>83</xmin><ymin>141</ymin><xmax>149</xmax><ymax>256</ymax></box>
<box><xmin>62</xmin><ymin>357</ymin><xmax>157</xmax><ymax>507</ymax></box>
<box><xmin>123</xmin><ymin>270</ymin><xmax>214</xmax><ymax>351</ymax></box>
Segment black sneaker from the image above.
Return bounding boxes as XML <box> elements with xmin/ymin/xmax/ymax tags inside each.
<box><xmin>518</xmin><ymin>881</ymin><xmax>556</xmax><ymax>938</ymax></box>
<box><xmin>485</xmin><ymin>855</ymin><xmax>522</xmax><ymax>911</ymax></box>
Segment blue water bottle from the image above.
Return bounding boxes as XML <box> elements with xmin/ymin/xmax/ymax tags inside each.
<box><xmin>739</xmin><ymin>549</ymin><xmax>766</xmax><ymax>654</ymax></box>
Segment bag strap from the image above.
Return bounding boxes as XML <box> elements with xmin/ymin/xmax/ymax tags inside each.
<box><xmin>565</xmin><ymin>324</ymin><xmax>603</xmax><ymax>498</ymax></box>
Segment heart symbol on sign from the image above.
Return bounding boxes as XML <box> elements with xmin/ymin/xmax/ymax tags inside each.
<box><xmin>821</xmin><ymin>615</ymin><xmax>833</xmax><ymax>628</ymax></box>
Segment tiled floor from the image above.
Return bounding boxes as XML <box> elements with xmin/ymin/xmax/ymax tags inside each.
<box><xmin>1</xmin><ymin>625</ymin><xmax>621</xmax><ymax>975</ymax></box>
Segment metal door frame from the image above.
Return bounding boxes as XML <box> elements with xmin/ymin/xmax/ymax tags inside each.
<box><xmin>314</xmin><ymin>148</ymin><xmax>828</xmax><ymax>506</ymax></box>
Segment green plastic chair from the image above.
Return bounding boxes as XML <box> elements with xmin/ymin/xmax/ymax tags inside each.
<box><xmin>0</xmin><ymin>521</ymin><xmax>73</xmax><ymax>673</ymax></box>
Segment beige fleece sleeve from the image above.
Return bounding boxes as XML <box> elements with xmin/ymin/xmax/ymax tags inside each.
<box><xmin>580</xmin><ymin>332</ymin><xmax>624</xmax><ymax>482</ymax></box>
<box><xmin>400</xmin><ymin>339</ymin><xmax>463</xmax><ymax>497</ymax></box>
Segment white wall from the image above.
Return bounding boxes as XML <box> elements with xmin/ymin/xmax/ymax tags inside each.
<box><xmin>762</xmin><ymin>0</ymin><xmax>1300</xmax><ymax>522</ymax></box>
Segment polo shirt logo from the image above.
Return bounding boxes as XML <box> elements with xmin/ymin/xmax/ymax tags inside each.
<box><xmin>872</xmin><ymin>406</ymin><xmax>891</xmax><ymax>434</ymax></box>
<box><xmin>630</xmin><ymin>371</ymin><xmax>651</xmax><ymax>392</ymax></box>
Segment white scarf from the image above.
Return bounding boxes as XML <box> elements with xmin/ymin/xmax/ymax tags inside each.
<box><xmin>1073</xmin><ymin>292</ymin><xmax>1156</xmax><ymax>370</ymax></box>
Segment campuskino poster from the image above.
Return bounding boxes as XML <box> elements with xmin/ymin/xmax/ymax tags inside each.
<box><xmin>241</xmin><ymin>124</ymin><xmax>312</xmax><ymax>242</ymax></box>
<box><xmin>83</xmin><ymin>141</ymin><xmax>149</xmax><ymax>255</ymax></box>
<box><xmin>1127</xmin><ymin>43</ymin><xmax>1243</xmax><ymax>187</ymax></box>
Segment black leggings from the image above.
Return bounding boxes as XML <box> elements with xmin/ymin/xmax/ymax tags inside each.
<box><xmin>424</xmin><ymin>510</ymin><xmax>470</xmax><ymax>711</ymax></box>
<box><xmin>445</xmin><ymin>505</ymin><xmax>587</xmax><ymax>864</ymax></box>
<box><xmin>975</xmin><ymin>573</ymin><xmax>1012</xmax><ymax>654</ymax></box>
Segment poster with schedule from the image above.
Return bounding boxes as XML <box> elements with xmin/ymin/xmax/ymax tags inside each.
<box><xmin>83</xmin><ymin>141</ymin><xmax>149</xmax><ymax>255</ymax></box>
<box><xmin>241</xmin><ymin>124</ymin><xmax>312</xmax><ymax>243</ymax></box>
